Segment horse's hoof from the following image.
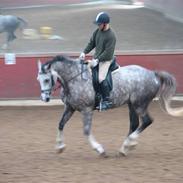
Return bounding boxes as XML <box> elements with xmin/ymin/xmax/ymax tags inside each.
<box><xmin>119</xmin><ymin>146</ymin><xmax>129</xmax><ymax>156</ymax></box>
<box><xmin>128</xmin><ymin>144</ymin><xmax>137</xmax><ymax>151</ymax></box>
<box><xmin>116</xmin><ymin>151</ymin><xmax>127</xmax><ymax>158</ymax></box>
<box><xmin>119</xmin><ymin>142</ymin><xmax>137</xmax><ymax>156</ymax></box>
<box><xmin>119</xmin><ymin>150</ymin><xmax>128</xmax><ymax>157</ymax></box>
<box><xmin>99</xmin><ymin>152</ymin><xmax>108</xmax><ymax>158</ymax></box>
<box><xmin>55</xmin><ymin>144</ymin><xmax>66</xmax><ymax>154</ymax></box>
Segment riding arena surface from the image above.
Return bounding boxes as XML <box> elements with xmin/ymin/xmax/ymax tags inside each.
<box><xmin>0</xmin><ymin>101</ymin><xmax>183</xmax><ymax>183</ymax></box>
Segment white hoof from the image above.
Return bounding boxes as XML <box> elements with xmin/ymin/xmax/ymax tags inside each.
<box><xmin>55</xmin><ymin>143</ymin><xmax>66</xmax><ymax>153</ymax></box>
<box><xmin>94</xmin><ymin>144</ymin><xmax>105</xmax><ymax>155</ymax></box>
<box><xmin>119</xmin><ymin>137</ymin><xmax>138</xmax><ymax>156</ymax></box>
<box><xmin>119</xmin><ymin>145</ymin><xmax>129</xmax><ymax>156</ymax></box>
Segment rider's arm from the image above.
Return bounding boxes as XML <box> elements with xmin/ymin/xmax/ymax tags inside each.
<box><xmin>83</xmin><ymin>29</ymin><xmax>98</xmax><ymax>54</ymax></box>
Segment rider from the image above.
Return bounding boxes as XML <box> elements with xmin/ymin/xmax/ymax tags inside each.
<box><xmin>80</xmin><ymin>12</ymin><xmax>116</xmax><ymax>111</ymax></box>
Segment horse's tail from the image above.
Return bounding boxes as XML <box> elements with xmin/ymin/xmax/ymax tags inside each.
<box><xmin>155</xmin><ymin>71</ymin><xmax>183</xmax><ymax>117</ymax></box>
<box><xmin>17</xmin><ymin>17</ymin><xmax>28</xmax><ymax>30</ymax></box>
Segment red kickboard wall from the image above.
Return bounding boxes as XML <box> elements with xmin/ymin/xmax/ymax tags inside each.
<box><xmin>0</xmin><ymin>53</ymin><xmax>183</xmax><ymax>99</ymax></box>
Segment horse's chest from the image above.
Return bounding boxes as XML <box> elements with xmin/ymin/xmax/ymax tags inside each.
<box><xmin>66</xmin><ymin>90</ymin><xmax>93</xmax><ymax>108</ymax></box>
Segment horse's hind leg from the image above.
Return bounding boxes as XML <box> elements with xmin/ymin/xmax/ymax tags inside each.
<box><xmin>128</xmin><ymin>111</ymin><xmax>153</xmax><ymax>142</ymax></box>
<box><xmin>82</xmin><ymin>109</ymin><xmax>106</xmax><ymax>157</ymax></box>
<box><xmin>120</xmin><ymin>99</ymin><xmax>154</xmax><ymax>156</ymax></box>
<box><xmin>122</xmin><ymin>111</ymin><xmax>153</xmax><ymax>156</ymax></box>
<box><xmin>128</xmin><ymin>102</ymin><xmax>139</xmax><ymax>135</ymax></box>
<box><xmin>56</xmin><ymin>104</ymin><xmax>75</xmax><ymax>153</ymax></box>
<box><xmin>119</xmin><ymin>102</ymin><xmax>139</xmax><ymax>156</ymax></box>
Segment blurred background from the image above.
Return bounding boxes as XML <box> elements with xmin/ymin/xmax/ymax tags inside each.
<box><xmin>0</xmin><ymin>0</ymin><xmax>183</xmax><ymax>53</ymax></box>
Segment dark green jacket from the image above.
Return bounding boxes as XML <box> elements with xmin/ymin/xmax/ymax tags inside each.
<box><xmin>83</xmin><ymin>28</ymin><xmax>116</xmax><ymax>62</ymax></box>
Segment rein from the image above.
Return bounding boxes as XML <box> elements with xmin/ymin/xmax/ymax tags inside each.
<box><xmin>53</xmin><ymin>79</ymin><xmax>62</xmax><ymax>92</ymax></box>
<box><xmin>53</xmin><ymin>64</ymin><xmax>88</xmax><ymax>92</ymax></box>
<box><xmin>66</xmin><ymin>68</ymin><xmax>88</xmax><ymax>83</ymax></box>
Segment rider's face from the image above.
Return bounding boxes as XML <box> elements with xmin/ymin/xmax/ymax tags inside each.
<box><xmin>98</xmin><ymin>23</ymin><xmax>105</xmax><ymax>30</ymax></box>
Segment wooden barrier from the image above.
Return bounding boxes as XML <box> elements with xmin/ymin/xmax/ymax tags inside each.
<box><xmin>0</xmin><ymin>52</ymin><xmax>183</xmax><ymax>99</ymax></box>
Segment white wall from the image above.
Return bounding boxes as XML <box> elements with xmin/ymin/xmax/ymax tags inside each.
<box><xmin>144</xmin><ymin>0</ymin><xmax>183</xmax><ymax>23</ymax></box>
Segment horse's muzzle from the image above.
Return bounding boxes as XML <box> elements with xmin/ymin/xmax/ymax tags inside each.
<box><xmin>45</xmin><ymin>97</ymin><xmax>50</xmax><ymax>102</ymax></box>
<box><xmin>40</xmin><ymin>92</ymin><xmax>51</xmax><ymax>102</ymax></box>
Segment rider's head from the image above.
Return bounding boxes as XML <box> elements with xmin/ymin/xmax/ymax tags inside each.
<box><xmin>94</xmin><ymin>12</ymin><xmax>110</xmax><ymax>31</ymax></box>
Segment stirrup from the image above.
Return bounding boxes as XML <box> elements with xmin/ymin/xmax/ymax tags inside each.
<box><xmin>96</xmin><ymin>101</ymin><xmax>112</xmax><ymax>111</ymax></box>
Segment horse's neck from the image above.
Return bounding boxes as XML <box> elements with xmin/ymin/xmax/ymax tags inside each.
<box><xmin>53</xmin><ymin>61</ymin><xmax>81</xmax><ymax>81</ymax></box>
<box><xmin>54</xmin><ymin>61</ymin><xmax>83</xmax><ymax>94</ymax></box>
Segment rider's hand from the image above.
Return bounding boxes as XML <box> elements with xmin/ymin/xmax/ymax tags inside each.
<box><xmin>79</xmin><ymin>52</ymin><xmax>85</xmax><ymax>60</ymax></box>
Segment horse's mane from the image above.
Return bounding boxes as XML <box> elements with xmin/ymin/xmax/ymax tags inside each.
<box><xmin>41</xmin><ymin>55</ymin><xmax>76</xmax><ymax>73</ymax></box>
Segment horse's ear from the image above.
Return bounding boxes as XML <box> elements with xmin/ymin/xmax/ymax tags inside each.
<box><xmin>44</xmin><ymin>63</ymin><xmax>51</xmax><ymax>71</ymax></box>
<box><xmin>37</xmin><ymin>60</ymin><xmax>42</xmax><ymax>73</ymax></box>
<box><xmin>51</xmin><ymin>69</ymin><xmax>61</xmax><ymax>83</ymax></box>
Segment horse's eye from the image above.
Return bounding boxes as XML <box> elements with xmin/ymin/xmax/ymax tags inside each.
<box><xmin>44</xmin><ymin>79</ymin><xmax>50</xmax><ymax>84</ymax></box>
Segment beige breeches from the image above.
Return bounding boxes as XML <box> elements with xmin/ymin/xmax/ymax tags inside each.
<box><xmin>98</xmin><ymin>60</ymin><xmax>112</xmax><ymax>83</ymax></box>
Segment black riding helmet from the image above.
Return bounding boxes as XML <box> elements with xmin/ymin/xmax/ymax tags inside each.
<box><xmin>94</xmin><ymin>12</ymin><xmax>110</xmax><ymax>25</ymax></box>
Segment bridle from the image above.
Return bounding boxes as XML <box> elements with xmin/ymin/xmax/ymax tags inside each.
<box><xmin>39</xmin><ymin>72</ymin><xmax>56</xmax><ymax>94</ymax></box>
<box><xmin>40</xmin><ymin>61</ymin><xmax>88</xmax><ymax>93</ymax></box>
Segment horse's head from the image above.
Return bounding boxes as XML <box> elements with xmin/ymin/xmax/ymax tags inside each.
<box><xmin>37</xmin><ymin>60</ymin><xmax>60</xmax><ymax>102</ymax></box>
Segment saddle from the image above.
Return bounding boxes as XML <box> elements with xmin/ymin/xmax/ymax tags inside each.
<box><xmin>91</xmin><ymin>57</ymin><xmax>119</xmax><ymax>108</ymax></box>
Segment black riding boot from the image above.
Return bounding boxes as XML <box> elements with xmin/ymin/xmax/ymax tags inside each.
<box><xmin>96</xmin><ymin>80</ymin><xmax>112</xmax><ymax>111</ymax></box>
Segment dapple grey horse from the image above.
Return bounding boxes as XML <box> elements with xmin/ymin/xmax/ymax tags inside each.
<box><xmin>0</xmin><ymin>15</ymin><xmax>27</xmax><ymax>49</ymax></box>
<box><xmin>37</xmin><ymin>55</ymin><xmax>183</xmax><ymax>157</ymax></box>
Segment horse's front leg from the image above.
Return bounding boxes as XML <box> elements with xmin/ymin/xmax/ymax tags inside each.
<box><xmin>56</xmin><ymin>104</ymin><xmax>75</xmax><ymax>153</ymax></box>
<box><xmin>82</xmin><ymin>108</ymin><xmax>106</xmax><ymax>157</ymax></box>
